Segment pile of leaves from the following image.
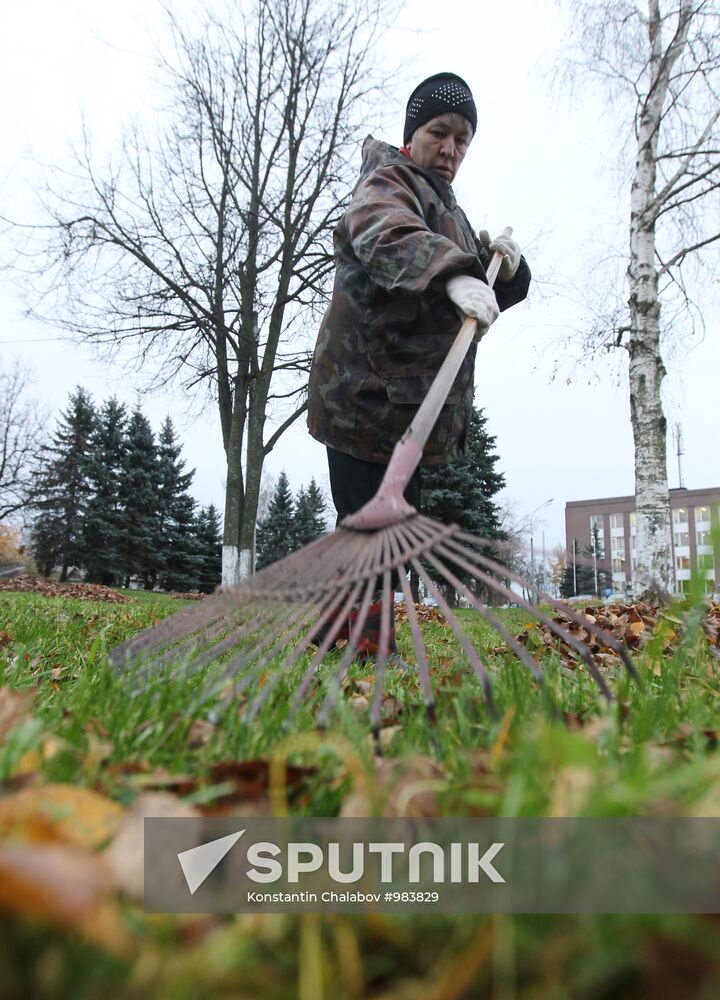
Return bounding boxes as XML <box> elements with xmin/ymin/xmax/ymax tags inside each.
<box><xmin>394</xmin><ymin>601</ymin><xmax>448</xmax><ymax>626</ymax></box>
<box><xmin>704</xmin><ymin>602</ymin><xmax>720</xmax><ymax>657</ymax></box>
<box><xmin>0</xmin><ymin>575</ymin><xmax>127</xmax><ymax>603</ymax></box>
<box><xmin>512</xmin><ymin>601</ymin><xmax>680</xmax><ymax>672</ymax></box>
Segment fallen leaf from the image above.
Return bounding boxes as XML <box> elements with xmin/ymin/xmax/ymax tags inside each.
<box><xmin>104</xmin><ymin>791</ymin><xmax>201</xmax><ymax>900</ymax></box>
<box><xmin>341</xmin><ymin>755</ymin><xmax>446</xmax><ymax>818</ymax></box>
<box><xmin>12</xmin><ymin>736</ymin><xmax>70</xmax><ymax>778</ymax></box>
<box><xmin>0</xmin><ymin>842</ymin><xmax>128</xmax><ymax>953</ymax></box>
<box><xmin>199</xmin><ymin>759</ymin><xmax>317</xmax><ymax>815</ymax></box>
<box><xmin>348</xmin><ymin>694</ymin><xmax>369</xmax><ymax>716</ymax></box>
<box><xmin>187</xmin><ymin>718</ymin><xmax>216</xmax><ymax>748</ymax></box>
<box><xmin>0</xmin><ymin>686</ymin><xmax>37</xmax><ymax>741</ymax></box>
<box><xmin>0</xmin><ymin>784</ymin><xmax>125</xmax><ymax>848</ymax></box>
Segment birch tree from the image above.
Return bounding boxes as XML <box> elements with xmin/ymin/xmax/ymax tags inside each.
<box><xmin>14</xmin><ymin>0</ymin><xmax>391</xmax><ymax>584</ymax></box>
<box><xmin>562</xmin><ymin>0</ymin><xmax>720</xmax><ymax>596</ymax></box>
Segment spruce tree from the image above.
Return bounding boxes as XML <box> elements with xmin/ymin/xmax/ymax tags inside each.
<box><xmin>31</xmin><ymin>387</ymin><xmax>95</xmax><ymax>579</ymax></box>
<box><xmin>422</xmin><ymin>407</ymin><xmax>505</xmax><ymax>537</ymax></box>
<box><xmin>83</xmin><ymin>397</ymin><xmax>127</xmax><ymax>585</ymax></box>
<box><xmin>155</xmin><ymin>416</ymin><xmax>200</xmax><ymax>592</ymax></box>
<box><xmin>117</xmin><ymin>407</ymin><xmax>160</xmax><ymax>588</ymax></box>
<box><xmin>255</xmin><ymin>472</ymin><xmax>296</xmax><ymax>570</ymax></box>
<box><xmin>294</xmin><ymin>478</ymin><xmax>328</xmax><ymax>547</ymax></box>
<box><xmin>421</xmin><ymin>407</ymin><xmax>506</xmax><ymax>604</ymax></box>
<box><xmin>194</xmin><ymin>504</ymin><xmax>223</xmax><ymax>593</ymax></box>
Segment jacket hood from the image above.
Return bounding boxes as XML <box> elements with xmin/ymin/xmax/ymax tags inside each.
<box><xmin>359</xmin><ymin>136</ymin><xmax>455</xmax><ymax>206</ymax></box>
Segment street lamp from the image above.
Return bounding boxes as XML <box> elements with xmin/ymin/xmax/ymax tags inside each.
<box><xmin>529</xmin><ymin>498</ymin><xmax>553</xmax><ymax>603</ymax></box>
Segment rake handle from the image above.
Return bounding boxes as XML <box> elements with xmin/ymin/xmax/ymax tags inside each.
<box><xmin>342</xmin><ymin>227</ymin><xmax>513</xmax><ymax>531</ymax></box>
<box><xmin>404</xmin><ymin>225</ymin><xmax>511</xmax><ymax>447</ymax></box>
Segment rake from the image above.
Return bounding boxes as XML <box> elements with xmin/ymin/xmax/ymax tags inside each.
<box><xmin>111</xmin><ymin>233</ymin><xmax>639</xmax><ymax>728</ymax></box>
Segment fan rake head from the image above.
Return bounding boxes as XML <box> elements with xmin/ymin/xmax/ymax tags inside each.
<box><xmin>110</xmin><ymin>513</ymin><xmax>639</xmax><ymax>730</ymax></box>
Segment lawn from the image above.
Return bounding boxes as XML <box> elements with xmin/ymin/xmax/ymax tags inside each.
<box><xmin>1</xmin><ymin>585</ymin><xmax>720</xmax><ymax>998</ymax></box>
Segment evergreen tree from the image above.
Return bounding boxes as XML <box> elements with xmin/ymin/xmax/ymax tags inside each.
<box><xmin>31</xmin><ymin>387</ymin><xmax>95</xmax><ymax>579</ymax></box>
<box><xmin>294</xmin><ymin>478</ymin><xmax>328</xmax><ymax>547</ymax></box>
<box><xmin>255</xmin><ymin>472</ymin><xmax>295</xmax><ymax>570</ymax></box>
<box><xmin>420</xmin><ymin>407</ymin><xmax>506</xmax><ymax>603</ymax></box>
<box><xmin>194</xmin><ymin>504</ymin><xmax>223</xmax><ymax>593</ymax></box>
<box><xmin>83</xmin><ymin>397</ymin><xmax>127</xmax><ymax>585</ymax></box>
<box><xmin>117</xmin><ymin>408</ymin><xmax>160</xmax><ymax>588</ymax></box>
<box><xmin>422</xmin><ymin>407</ymin><xmax>506</xmax><ymax>536</ymax></box>
<box><xmin>155</xmin><ymin>416</ymin><xmax>200</xmax><ymax>591</ymax></box>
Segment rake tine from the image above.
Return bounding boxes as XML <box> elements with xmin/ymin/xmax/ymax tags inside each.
<box><xmin>421</xmin><ymin>545</ymin><xmax>546</xmax><ymax>685</ymax></box>
<box><xmin>422</xmin><ymin>530</ymin><xmax>574</xmax><ymax>682</ymax></box>
<box><xmin>212</xmin><ymin>600</ymin><xmax>328</xmax><ymax>720</ymax></box>
<box><xmin>316</xmin><ymin>574</ymin><xmax>380</xmax><ymax>730</ymax></box>
<box><xmin>434</xmin><ymin>533</ymin><xmax>614</xmax><ymax>699</ymax></box>
<box><xmin>396</xmin><ymin>567</ymin><xmax>436</xmax><ymax>722</ymax></box>
<box><xmin>169</xmin><ymin>605</ymin><xmax>303</xmax><ymax>710</ymax></box>
<box><xmin>383</xmin><ymin>525</ymin><xmax>437</xmax><ymax>717</ymax></box>
<box><xmin>283</xmin><ymin>583</ymin><xmax>367</xmax><ymax>724</ymax></box>
<box><xmin>110</xmin><ymin>588</ymin><xmax>245</xmax><ymax>667</ymax></box>
<box><xmin>410</xmin><ymin>555</ymin><xmax>497</xmax><ymax>720</ymax></box>
<box><xmin>369</xmin><ymin>569</ymin><xmax>393</xmax><ymax>737</ymax></box>
<box><xmin>443</xmin><ymin>527</ymin><xmax>639</xmax><ymax>685</ymax></box>
<box><xmin>128</xmin><ymin>605</ymin><xmax>272</xmax><ymax>687</ymax></box>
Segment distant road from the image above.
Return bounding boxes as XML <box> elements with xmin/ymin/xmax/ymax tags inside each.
<box><xmin>0</xmin><ymin>564</ymin><xmax>24</xmax><ymax>578</ymax></box>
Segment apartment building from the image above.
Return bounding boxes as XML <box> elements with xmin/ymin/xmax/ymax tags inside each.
<box><xmin>565</xmin><ymin>487</ymin><xmax>720</xmax><ymax>597</ymax></box>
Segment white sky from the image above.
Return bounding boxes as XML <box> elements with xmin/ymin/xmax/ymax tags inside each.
<box><xmin>1</xmin><ymin>0</ymin><xmax>717</xmax><ymax>553</ymax></box>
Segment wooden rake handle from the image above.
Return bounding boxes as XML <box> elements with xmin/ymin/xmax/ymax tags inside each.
<box><xmin>342</xmin><ymin>227</ymin><xmax>513</xmax><ymax>531</ymax></box>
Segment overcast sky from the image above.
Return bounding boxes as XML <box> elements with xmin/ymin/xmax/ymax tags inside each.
<box><xmin>1</xmin><ymin>0</ymin><xmax>717</xmax><ymax>554</ymax></box>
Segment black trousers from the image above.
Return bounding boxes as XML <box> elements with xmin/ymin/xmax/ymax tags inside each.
<box><xmin>326</xmin><ymin>446</ymin><xmax>421</xmax><ymax>526</ymax></box>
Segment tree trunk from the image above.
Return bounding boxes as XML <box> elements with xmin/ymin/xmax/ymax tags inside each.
<box><xmin>626</xmin><ymin>0</ymin><xmax>689</xmax><ymax>600</ymax></box>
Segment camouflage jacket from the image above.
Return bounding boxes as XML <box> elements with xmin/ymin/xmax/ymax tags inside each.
<box><xmin>307</xmin><ymin>137</ymin><xmax>531</xmax><ymax>466</ymax></box>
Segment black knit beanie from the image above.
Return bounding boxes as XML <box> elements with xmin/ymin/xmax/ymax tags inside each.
<box><xmin>403</xmin><ymin>72</ymin><xmax>477</xmax><ymax>145</ymax></box>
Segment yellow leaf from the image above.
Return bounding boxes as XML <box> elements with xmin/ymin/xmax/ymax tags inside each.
<box><xmin>0</xmin><ymin>784</ymin><xmax>125</xmax><ymax>849</ymax></box>
<box><xmin>12</xmin><ymin>736</ymin><xmax>70</xmax><ymax>778</ymax></box>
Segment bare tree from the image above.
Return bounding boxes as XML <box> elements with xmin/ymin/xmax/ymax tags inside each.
<box><xmin>12</xmin><ymin>0</ymin><xmax>393</xmax><ymax>583</ymax></box>
<box><xmin>560</xmin><ymin>0</ymin><xmax>720</xmax><ymax>596</ymax></box>
<box><xmin>0</xmin><ymin>360</ymin><xmax>45</xmax><ymax>522</ymax></box>
<box><xmin>548</xmin><ymin>543</ymin><xmax>566</xmax><ymax>599</ymax></box>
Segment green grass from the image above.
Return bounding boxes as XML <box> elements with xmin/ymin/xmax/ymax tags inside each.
<box><xmin>2</xmin><ymin>588</ymin><xmax>720</xmax><ymax>997</ymax></box>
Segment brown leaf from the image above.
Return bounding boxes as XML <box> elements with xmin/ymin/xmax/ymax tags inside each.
<box><xmin>207</xmin><ymin>759</ymin><xmax>316</xmax><ymax>803</ymax></box>
<box><xmin>122</xmin><ymin>767</ymin><xmax>197</xmax><ymax>796</ymax></box>
<box><xmin>187</xmin><ymin>718</ymin><xmax>216</xmax><ymax>748</ymax></box>
<box><xmin>341</xmin><ymin>755</ymin><xmax>446</xmax><ymax>818</ymax></box>
<box><xmin>0</xmin><ymin>842</ymin><xmax>128</xmax><ymax>953</ymax></box>
<box><xmin>104</xmin><ymin>791</ymin><xmax>200</xmax><ymax>900</ymax></box>
<box><xmin>348</xmin><ymin>694</ymin><xmax>369</xmax><ymax>716</ymax></box>
<box><xmin>0</xmin><ymin>784</ymin><xmax>125</xmax><ymax>848</ymax></box>
<box><xmin>0</xmin><ymin>686</ymin><xmax>37</xmax><ymax>741</ymax></box>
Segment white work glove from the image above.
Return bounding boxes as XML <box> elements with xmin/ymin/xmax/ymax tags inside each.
<box><xmin>445</xmin><ymin>274</ymin><xmax>499</xmax><ymax>340</ymax></box>
<box><xmin>478</xmin><ymin>229</ymin><xmax>521</xmax><ymax>281</ymax></box>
